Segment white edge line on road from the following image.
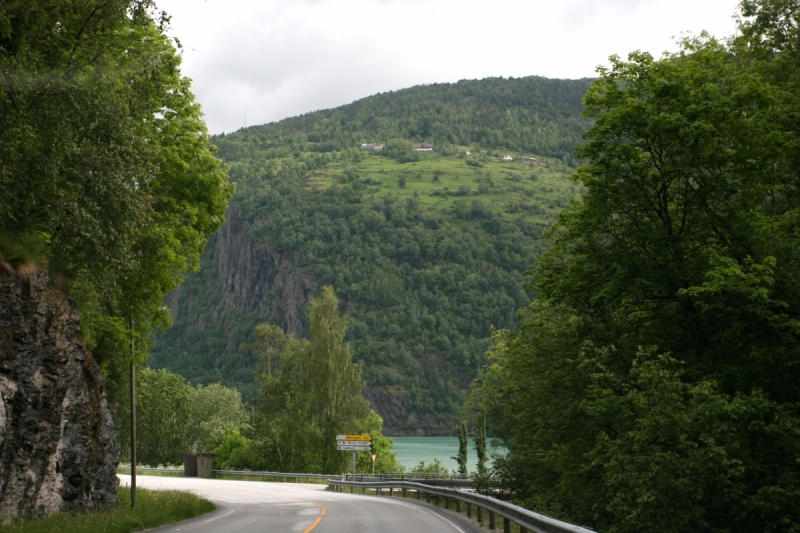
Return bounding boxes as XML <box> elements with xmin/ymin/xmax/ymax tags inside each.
<box><xmin>383</xmin><ymin>497</ymin><xmax>467</xmax><ymax>533</ymax></box>
<box><xmin>205</xmin><ymin>508</ymin><xmax>236</xmax><ymax>522</ymax></box>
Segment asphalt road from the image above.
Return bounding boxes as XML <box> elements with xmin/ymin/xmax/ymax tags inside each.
<box><xmin>117</xmin><ymin>475</ymin><xmax>485</xmax><ymax>533</ymax></box>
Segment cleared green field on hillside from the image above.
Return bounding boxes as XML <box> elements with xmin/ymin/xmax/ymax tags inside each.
<box><xmin>304</xmin><ymin>149</ymin><xmax>580</xmax><ymax>225</ymax></box>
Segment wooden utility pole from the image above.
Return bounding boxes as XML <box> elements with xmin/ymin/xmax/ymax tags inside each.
<box><xmin>130</xmin><ymin>319</ymin><xmax>137</xmax><ymax>507</ymax></box>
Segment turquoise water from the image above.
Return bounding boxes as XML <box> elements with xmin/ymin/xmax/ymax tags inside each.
<box><xmin>390</xmin><ymin>437</ymin><xmax>504</xmax><ymax>473</ymax></box>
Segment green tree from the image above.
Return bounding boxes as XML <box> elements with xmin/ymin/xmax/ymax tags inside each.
<box><xmin>187</xmin><ymin>383</ymin><xmax>249</xmax><ymax>453</ymax></box>
<box><xmin>0</xmin><ymin>0</ymin><xmax>233</xmax><ymax>394</ymax></box>
<box><xmin>116</xmin><ymin>368</ymin><xmax>192</xmax><ymax>467</ymax></box>
<box><xmin>472</xmin><ymin>6</ymin><xmax>800</xmax><ymax>532</ymax></box>
<box><xmin>474</xmin><ymin>413</ymin><xmax>487</xmax><ymax>475</ymax></box>
<box><xmin>258</xmin><ymin>286</ymin><xmax>372</xmax><ymax>473</ymax></box>
<box><xmin>451</xmin><ymin>421</ymin><xmax>468</xmax><ymax>475</ymax></box>
<box><xmin>248</xmin><ymin>323</ymin><xmax>287</xmax><ymax>377</ymax></box>
<box><xmin>355</xmin><ymin>411</ymin><xmax>405</xmax><ymax>473</ymax></box>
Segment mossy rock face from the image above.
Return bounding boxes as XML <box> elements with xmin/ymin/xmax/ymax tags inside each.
<box><xmin>0</xmin><ymin>270</ymin><xmax>119</xmax><ymax>524</ymax></box>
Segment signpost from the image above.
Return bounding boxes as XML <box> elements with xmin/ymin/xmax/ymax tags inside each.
<box><xmin>337</xmin><ymin>435</ymin><xmax>372</xmax><ymax>479</ymax></box>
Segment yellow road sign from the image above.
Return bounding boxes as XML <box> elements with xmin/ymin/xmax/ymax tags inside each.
<box><xmin>337</xmin><ymin>434</ymin><xmax>372</xmax><ymax>441</ymax></box>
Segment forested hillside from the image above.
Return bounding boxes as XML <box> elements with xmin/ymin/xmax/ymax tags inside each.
<box><xmin>150</xmin><ymin>76</ymin><xmax>593</xmax><ymax>433</ymax></box>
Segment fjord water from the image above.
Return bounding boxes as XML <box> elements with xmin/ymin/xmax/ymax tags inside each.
<box><xmin>391</xmin><ymin>437</ymin><xmax>504</xmax><ymax>473</ymax></box>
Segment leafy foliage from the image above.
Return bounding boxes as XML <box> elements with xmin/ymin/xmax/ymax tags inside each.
<box><xmin>474</xmin><ymin>413</ymin><xmax>487</xmax><ymax>476</ymax></box>
<box><xmin>355</xmin><ymin>411</ymin><xmax>405</xmax><ymax>474</ymax></box>
<box><xmin>116</xmin><ymin>368</ymin><xmax>248</xmax><ymax>466</ymax></box>
<box><xmin>409</xmin><ymin>458</ymin><xmax>448</xmax><ymax>475</ymax></box>
<box><xmin>471</xmin><ymin>6</ymin><xmax>800</xmax><ymax>532</ymax></box>
<box><xmin>0</xmin><ymin>0</ymin><xmax>232</xmax><ymax>396</ymax></box>
<box><xmin>249</xmin><ymin>287</ymin><xmax>372</xmax><ymax>473</ymax></box>
<box><xmin>452</xmin><ymin>421</ymin><xmax>468</xmax><ymax>475</ymax></box>
<box><xmin>216</xmin><ymin>76</ymin><xmax>592</xmax><ymax>165</ymax></box>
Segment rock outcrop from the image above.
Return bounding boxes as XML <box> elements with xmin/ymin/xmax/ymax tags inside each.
<box><xmin>365</xmin><ymin>388</ymin><xmax>455</xmax><ymax>436</ymax></box>
<box><xmin>215</xmin><ymin>208</ymin><xmax>317</xmax><ymax>338</ymax></box>
<box><xmin>0</xmin><ymin>269</ymin><xmax>118</xmax><ymax>524</ymax></box>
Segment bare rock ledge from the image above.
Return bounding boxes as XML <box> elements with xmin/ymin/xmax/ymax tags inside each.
<box><xmin>0</xmin><ymin>269</ymin><xmax>118</xmax><ymax>524</ymax></box>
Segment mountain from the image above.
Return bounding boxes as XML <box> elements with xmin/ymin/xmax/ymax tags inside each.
<box><xmin>149</xmin><ymin>75</ymin><xmax>594</xmax><ymax>434</ymax></box>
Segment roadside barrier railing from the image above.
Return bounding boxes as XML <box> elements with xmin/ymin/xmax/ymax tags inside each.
<box><xmin>212</xmin><ymin>470</ymin><xmax>340</xmax><ymax>482</ymax></box>
<box><xmin>328</xmin><ymin>479</ymin><xmax>595</xmax><ymax>533</ymax></box>
<box><xmin>116</xmin><ymin>466</ymin><xmax>182</xmax><ymax>474</ymax></box>
<box><xmin>342</xmin><ymin>473</ymin><xmax>471</xmax><ymax>487</ymax></box>
<box><xmin>116</xmin><ymin>465</ymin><xmax>338</xmax><ymax>482</ymax></box>
<box><xmin>116</xmin><ymin>466</ymin><xmax>471</xmax><ymax>486</ymax></box>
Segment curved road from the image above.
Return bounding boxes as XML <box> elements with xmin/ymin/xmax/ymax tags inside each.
<box><xmin>118</xmin><ymin>475</ymin><xmax>484</xmax><ymax>533</ymax></box>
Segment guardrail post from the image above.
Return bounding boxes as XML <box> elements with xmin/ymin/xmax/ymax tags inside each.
<box><xmin>426</xmin><ymin>492</ymin><xmax>431</xmax><ymax>504</ymax></box>
<box><xmin>402</xmin><ymin>488</ymin><xmax>406</xmax><ymax>497</ymax></box>
<box><xmin>444</xmin><ymin>496</ymin><xmax>450</xmax><ymax>509</ymax></box>
<box><xmin>477</xmin><ymin>506</ymin><xmax>483</xmax><ymax>524</ymax></box>
<box><xmin>389</xmin><ymin>488</ymin><xmax>393</xmax><ymax>497</ymax></box>
<box><xmin>467</xmin><ymin>503</ymin><xmax>472</xmax><ymax>517</ymax></box>
<box><xmin>489</xmin><ymin>510</ymin><xmax>496</xmax><ymax>530</ymax></box>
<box><xmin>416</xmin><ymin>490</ymin><xmax>421</xmax><ymax>500</ymax></box>
<box><xmin>456</xmin><ymin>500</ymin><xmax>461</xmax><ymax>513</ymax></box>
<box><xmin>503</xmin><ymin>517</ymin><xmax>511</xmax><ymax>533</ymax></box>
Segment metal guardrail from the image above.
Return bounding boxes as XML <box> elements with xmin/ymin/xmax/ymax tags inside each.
<box><xmin>371</xmin><ymin>472</ymin><xmax>471</xmax><ymax>480</ymax></box>
<box><xmin>115</xmin><ymin>466</ymin><xmax>470</xmax><ymax>485</ymax></box>
<box><xmin>329</xmin><ymin>480</ymin><xmax>596</xmax><ymax>533</ymax></box>
<box><xmin>116</xmin><ymin>465</ymin><xmax>337</xmax><ymax>481</ymax></box>
<box><xmin>117</xmin><ymin>466</ymin><xmax>183</xmax><ymax>474</ymax></box>
<box><xmin>342</xmin><ymin>474</ymin><xmax>471</xmax><ymax>488</ymax></box>
<box><xmin>213</xmin><ymin>469</ymin><xmax>340</xmax><ymax>481</ymax></box>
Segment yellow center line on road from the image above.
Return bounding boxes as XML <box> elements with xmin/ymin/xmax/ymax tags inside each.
<box><xmin>303</xmin><ymin>517</ymin><xmax>322</xmax><ymax>533</ymax></box>
<box><xmin>302</xmin><ymin>502</ymin><xmax>326</xmax><ymax>533</ymax></box>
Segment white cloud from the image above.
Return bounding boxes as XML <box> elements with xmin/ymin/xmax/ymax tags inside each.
<box><xmin>158</xmin><ymin>0</ymin><xmax>740</xmax><ymax>133</ymax></box>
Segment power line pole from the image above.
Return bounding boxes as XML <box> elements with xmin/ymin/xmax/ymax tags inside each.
<box><xmin>130</xmin><ymin>318</ymin><xmax>137</xmax><ymax>507</ymax></box>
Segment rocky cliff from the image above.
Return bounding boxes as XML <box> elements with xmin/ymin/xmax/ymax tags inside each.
<box><xmin>215</xmin><ymin>208</ymin><xmax>317</xmax><ymax>338</ymax></box>
<box><xmin>0</xmin><ymin>269</ymin><xmax>118</xmax><ymax>524</ymax></box>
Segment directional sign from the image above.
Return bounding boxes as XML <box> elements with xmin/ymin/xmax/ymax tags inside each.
<box><xmin>336</xmin><ymin>434</ymin><xmax>372</xmax><ymax>441</ymax></box>
<box><xmin>337</xmin><ymin>445</ymin><xmax>372</xmax><ymax>451</ymax></box>
<box><xmin>337</xmin><ymin>440</ymin><xmax>370</xmax><ymax>446</ymax></box>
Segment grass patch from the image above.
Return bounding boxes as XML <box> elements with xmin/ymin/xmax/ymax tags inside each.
<box><xmin>305</xmin><ymin>149</ymin><xmax>579</xmax><ymax>225</ymax></box>
<box><xmin>3</xmin><ymin>487</ymin><xmax>215</xmax><ymax>533</ymax></box>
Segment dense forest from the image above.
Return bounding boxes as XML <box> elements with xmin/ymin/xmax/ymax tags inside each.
<box><xmin>150</xmin><ymin>76</ymin><xmax>593</xmax><ymax>431</ymax></box>
<box><xmin>217</xmin><ymin>76</ymin><xmax>592</xmax><ymax>167</ymax></box>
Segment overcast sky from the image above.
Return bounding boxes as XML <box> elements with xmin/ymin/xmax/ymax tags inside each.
<box><xmin>155</xmin><ymin>0</ymin><xmax>742</xmax><ymax>134</ymax></box>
